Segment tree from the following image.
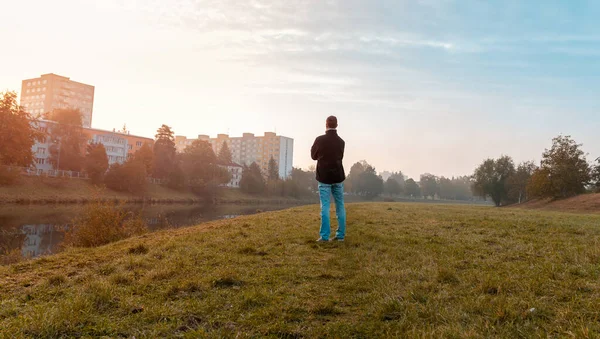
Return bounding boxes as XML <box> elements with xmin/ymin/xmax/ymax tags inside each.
<box><xmin>133</xmin><ymin>143</ymin><xmax>154</xmax><ymax>174</ymax></box>
<box><xmin>507</xmin><ymin>161</ymin><xmax>537</xmax><ymax>203</ymax></box>
<box><xmin>404</xmin><ymin>178</ymin><xmax>421</xmax><ymax>198</ymax></box>
<box><xmin>0</xmin><ymin>91</ymin><xmax>44</xmax><ymax>167</ymax></box>
<box><xmin>240</xmin><ymin>162</ymin><xmax>266</xmax><ymax>194</ymax></box>
<box><xmin>104</xmin><ymin>159</ymin><xmax>147</xmax><ymax>194</ymax></box>
<box><xmin>471</xmin><ymin>155</ymin><xmax>515</xmax><ymax>206</ymax></box>
<box><xmin>438</xmin><ymin>177</ymin><xmax>454</xmax><ymax>200</ymax></box>
<box><xmin>531</xmin><ymin>135</ymin><xmax>592</xmax><ymax>199</ymax></box>
<box><xmin>389</xmin><ymin>171</ymin><xmax>405</xmax><ymax>191</ymax></box>
<box><xmin>84</xmin><ymin>143</ymin><xmax>109</xmax><ymax>185</ymax></box>
<box><xmin>592</xmin><ymin>158</ymin><xmax>600</xmax><ymax>193</ymax></box>
<box><xmin>289</xmin><ymin>167</ymin><xmax>317</xmax><ymax>196</ymax></box>
<box><xmin>153</xmin><ymin>125</ymin><xmax>176</xmax><ymax>179</ymax></box>
<box><xmin>453</xmin><ymin>176</ymin><xmax>474</xmax><ymax>201</ymax></box>
<box><xmin>526</xmin><ymin>168</ymin><xmax>553</xmax><ymax>199</ymax></box>
<box><xmin>437</xmin><ymin>176</ymin><xmax>473</xmax><ymax>201</ymax></box>
<box><xmin>47</xmin><ymin>108</ymin><xmax>86</xmax><ymax>171</ymax></box>
<box><xmin>217</xmin><ymin>141</ymin><xmax>233</xmax><ymax>164</ymax></box>
<box><xmin>384</xmin><ymin>178</ymin><xmax>402</xmax><ymax>196</ymax></box>
<box><xmin>268</xmin><ymin>157</ymin><xmax>279</xmax><ymax>181</ymax></box>
<box><xmin>181</xmin><ymin>140</ymin><xmax>230</xmax><ymax>195</ymax></box>
<box><xmin>420</xmin><ymin>173</ymin><xmax>438</xmax><ymax>199</ymax></box>
<box><xmin>356</xmin><ymin>165</ymin><xmax>384</xmax><ymax>199</ymax></box>
<box><xmin>346</xmin><ymin>161</ymin><xmax>366</xmax><ymax>193</ymax></box>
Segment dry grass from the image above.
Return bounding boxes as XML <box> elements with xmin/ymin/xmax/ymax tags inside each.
<box><xmin>515</xmin><ymin>193</ymin><xmax>600</xmax><ymax>213</ymax></box>
<box><xmin>1</xmin><ymin>203</ymin><xmax>600</xmax><ymax>338</ymax></box>
<box><xmin>0</xmin><ymin>175</ymin><xmax>200</xmax><ymax>204</ymax></box>
<box><xmin>64</xmin><ymin>201</ymin><xmax>148</xmax><ymax>247</ymax></box>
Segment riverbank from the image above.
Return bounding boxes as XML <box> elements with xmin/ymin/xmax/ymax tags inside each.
<box><xmin>0</xmin><ymin>176</ymin><xmax>317</xmax><ymax>205</ymax></box>
<box><xmin>2</xmin><ymin>203</ymin><xmax>599</xmax><ymax>337</ymax></box>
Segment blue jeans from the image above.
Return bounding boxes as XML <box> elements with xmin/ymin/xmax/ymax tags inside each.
<box><xmin>318</xmin><ymin>182</ymin><xmax>346</xmax><ymax>240</ymax></box>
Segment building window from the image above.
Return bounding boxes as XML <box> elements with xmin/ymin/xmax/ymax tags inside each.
<box><xmin>128</xmin><ymin>145</ymin><xmax>132</xmax><ymax>150</ymax></box>
<box><xmin>35</xmin><ymin>158</ymin><xmax>45</xmax><ymax>165</ymax></box>
<box><xmin>37</xmin><ymin>147</ymin><xmax>46</xmax><ymax>155</ymax></box>
<box><xmin>43</xmin><ymin>80</ymin><xmax>47</xmax><ymax>84</ymax></box>
<box><xmin>136</xmin><ymin>141</ymin><xmax>142</xmax><ymax>147</ymax></box>
<box><xmin>27</xmin><ymin>82</ymin><xmax>31</xmax><ymax>87</ymax></box>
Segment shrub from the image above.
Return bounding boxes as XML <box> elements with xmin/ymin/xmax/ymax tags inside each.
<box><xmin>65</xmin><ymin>201</ymin><xmax>148</xmax><ymax>247</ymax></box>
<box><xmin>104</xmin><ymin>160</ymin><xmax>147</xmax><ymax>194</ymax></box>
<box><xmin>0</xmin><ymin>248</ymin><xmax>23</xmax><ymax>265</ymax></box>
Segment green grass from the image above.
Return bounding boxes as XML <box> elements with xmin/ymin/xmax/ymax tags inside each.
<box><xmin>1</xmin><ymin>203</ymin><xmax>600</xmax><ymax>338</ymax></box>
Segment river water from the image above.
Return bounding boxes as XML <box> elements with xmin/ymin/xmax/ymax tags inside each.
<box><xmin>0</xmin><ymin>204</ymin><xmax>297</xmax><ymax>259</ymax></box>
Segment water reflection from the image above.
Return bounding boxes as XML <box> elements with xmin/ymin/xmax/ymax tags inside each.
<box><xmin>21</xmin><ymin>224</ymin><xmax>64</xmax><ymax>258</ymax></box>
<box><xmin>0</xmin><ymin>204</ymin><xmax>292</xmax><ymax>259</ymax></box>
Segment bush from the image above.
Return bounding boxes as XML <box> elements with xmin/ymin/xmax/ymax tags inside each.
<box><xmin>0</xmin><ymin>248</ymin><xmax>22</xmax><ymax>265</ymax></box>
<box><xmin>0</xmin><ymin>166</ymin><xmax>21</xmax><ymax>186</ymax></box>
<box><xmin>166</xmin><ymin>165</ymin><xmax>186</xmax><ymax>191</ymax></box>
<box><xmin>64</xmin><ymin>201</ymin><xmax>148</xmax><ymax>247</ymax></box>
<box><xmin>104</xmin><ymin>160</ymin><xmax>147</xmax><ymax>194</ymax></box>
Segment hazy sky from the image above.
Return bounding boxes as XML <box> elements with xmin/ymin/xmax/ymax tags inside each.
<box><xmin>2</xmin><ymin>0</ymin><xmax>599</xmax><ymax>179</ymax></box>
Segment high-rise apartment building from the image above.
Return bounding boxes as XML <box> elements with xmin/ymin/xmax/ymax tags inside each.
<box><xmin>20</xmin><ymin>73</ymin><xmax>95</xmax><ymax>128</ymax></box>
<box><xmin>175</xmin><ymin>132</ymin><xmax>294</xmax><ymax>178</ymax></box>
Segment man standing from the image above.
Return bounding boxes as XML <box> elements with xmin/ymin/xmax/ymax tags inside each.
<box><xmin>311</xmin><ymin>116</ymin><xmax>346</xmax><ymax>242</ymax></box>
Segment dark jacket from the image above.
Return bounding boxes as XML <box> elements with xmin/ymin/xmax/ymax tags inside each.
<box><xmin>311</xmin><ymin>130</ymin><xmax>346</xmax><ymax>184</ymax></box>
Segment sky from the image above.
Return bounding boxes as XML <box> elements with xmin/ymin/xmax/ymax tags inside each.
<box><xmin>1</xmin><ymin>0</ymin><xmax>599</xmax><ymax>179</ymax></box>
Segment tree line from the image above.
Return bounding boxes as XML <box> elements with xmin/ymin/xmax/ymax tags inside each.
<box><xmin>472</xmin><ymin>135</ymin><xmax>600</xmax><ymax>206</ymax></box>
<box><xmin>342</xmin><ymin>160</ymin><xmax>475</xmax><ymax>201</ymax></box>
<box><xmin>5</xmin><ymin>90</ymin><xmax>598</xmax><ymax>202</ymax></box>
<box><xmin>1</xmin><ymin>90</ymin><xmax>316</xmax><ymax>198</ymax></box>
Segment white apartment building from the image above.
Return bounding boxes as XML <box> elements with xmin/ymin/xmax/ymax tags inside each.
<box><xmin>31</xmin><ymin>120</ymin><xmax>129</xmax><ymax>173</ymax></box>
<box><xmin>175</xmin><ymin>132</ymin><xmax>294</xmax><ymax>178</ymax></box>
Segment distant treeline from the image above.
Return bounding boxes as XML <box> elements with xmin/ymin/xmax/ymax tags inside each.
<box><xmin>340</xmin><ymin>160</ymin><xmax>476</xmax><ymax>201</ymax></box>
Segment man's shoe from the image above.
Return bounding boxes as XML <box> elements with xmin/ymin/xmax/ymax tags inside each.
<box><xmin>316</xmin><ymin>238</ymin><xmax>329</xmax><ymax>242</ymax></box>
<box><xmin>332</xmin><ymin>237</ymin><xmax>344</xmax><ymax>242</ymax></box>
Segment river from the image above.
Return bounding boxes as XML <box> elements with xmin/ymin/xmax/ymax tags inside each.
<box><xmin>0</xmin><ymin>203</ymin><xmax>299</xmax><ymax>259</ymax></box>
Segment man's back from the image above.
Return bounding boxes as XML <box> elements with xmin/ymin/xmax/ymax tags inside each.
<box><xmin>311</xmin><ymin>130</ymin><xmax>345</xmax><ymax>184</ymax></box>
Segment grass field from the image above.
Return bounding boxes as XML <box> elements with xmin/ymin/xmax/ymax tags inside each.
<box><xmin>1</xmin><ymin>203</ymin><xmax>600</xmax><ymax>338</ymax></box>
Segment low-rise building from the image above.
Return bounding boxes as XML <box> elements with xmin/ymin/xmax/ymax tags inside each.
<box><xmin>87</xmin><ymin>131</ymin><xmax>128</xmax><ymax>165</ymax></box>
<box><xmin>30</xmin><ymin>120</ymin><xmax>151</xmax><ymax>173</ymax></box>
<box><xmin>220</xmin><ymin>162</ymin><xmax>243</xmax><ymax>188</ymax></box>
<box><xmin>122</xmin><ymin>133</ymin><xmax>154</xmax><ymax>158</ymax></box>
